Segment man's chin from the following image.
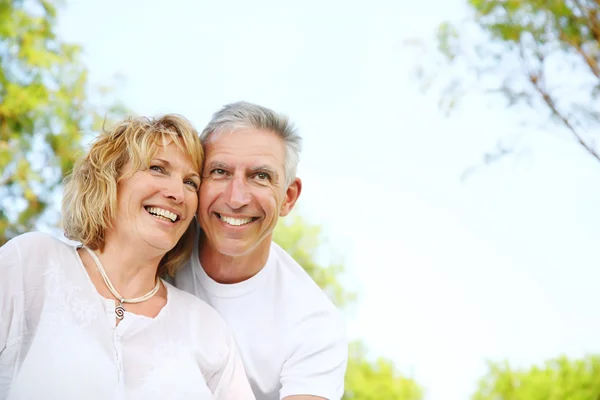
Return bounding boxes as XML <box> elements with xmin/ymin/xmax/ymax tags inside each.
<box><xmin>212</xmin><ymin>237</ymin><xmax>270</xmax><ymax>258</ymax></box>
<box><xmin>216</xmin><ymin>243</ymin><xmax>254</xmax><ymax>258</ymax></box>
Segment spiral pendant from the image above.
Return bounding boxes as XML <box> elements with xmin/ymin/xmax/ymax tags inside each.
<box><xmin>115</xmin><ymin>302</ymin><xmax>126</xmax><ymax>320</ymax></box>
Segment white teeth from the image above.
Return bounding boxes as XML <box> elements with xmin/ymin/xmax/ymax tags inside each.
<box><xmin>147</xmin><ymin>207</ymin><xmax>178</xmax><ymax>222</ymax></box>
<box><xmin>220</xmin><ymin>215</ymin><xmax>254</xmax><ymax>226</ymax></box>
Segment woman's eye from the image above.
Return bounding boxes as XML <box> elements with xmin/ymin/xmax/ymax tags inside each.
<box><xmin>150</xmin><ymin>165</ymin><xmax>164</xmax><ymax>173</ymax></box>
<box><xmin>185</xmin><ymin>180</ymin><xmax>199</xmax><ymax>190</ymax></box>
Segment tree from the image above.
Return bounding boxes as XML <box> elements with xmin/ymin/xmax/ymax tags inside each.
<box><xmin>0</xmin><ymin>0</ymin><xmax>123</xmax><ymax>244</ymax></box>
<box><xmin>343</xmin><ymin>342</ymin><xmax>423</xmax><ymax>400</ymax></box>
<box><xmin>415</xmin><ymin>0</ymin><xmax>600</xmax><ymax>170</ymax></box>
<box><xmin>472</xmin><ymin>355</ymin><xmax>600</xmax><ymax>400</ymax></box>
<box><xmin>274</xmin><ymin>213</ymin><xmax>423</xmax><ymax>400</ymax></box>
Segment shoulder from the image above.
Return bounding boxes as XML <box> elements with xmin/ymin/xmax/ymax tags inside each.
<box><xmin>0</xmin><ymin>232</ymin><xmax>76</xmax><ymax>299</ymax></box>
<box><xmin>1</xmin><ymin>231</ymin><xmax>72</xmax><ymax>258</ymax></box>
<box><xmin>269</xmin><ymin>241</ymin><xmax>341</xmax><ymax>316</ymax></box>
<box><xmin>268</xmin><ymin>241</ymin><xmax>346</xmax><ymax>340</ymax></box>
<box><xmin>3</xmin><ymin>231</ymin><xmax>61</xmax><ymax>246</ymax></box>
<box><xmin>272</xmin><ymin>243</ymin><xmax>348</xmax><ymax>400</ymax></box>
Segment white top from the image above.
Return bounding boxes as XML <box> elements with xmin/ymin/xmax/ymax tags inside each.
<box><xmin>173</xmin><ymin>229</ymin><xmax>348</xmax><ymax>400</ymax></box>
<box><xmin>0</xmin><ymin>232</ymin><xmax>255</xmax><ymax>400</ymax></box>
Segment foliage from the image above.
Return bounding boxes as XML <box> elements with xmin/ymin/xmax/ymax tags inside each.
<box><xmin>0</xmin><ymin>0</ymin><xmax>124</xmax><ymax>244</ymax></box>
<box><xmin>473</xmin><ymin>355</ymin><xmax>600</xmax><ymax>400</ymax></box>
<box><xmin>343</xmin><ymin>342</ymin><xmax>423</xmax><ymax>400</ymax></box>
<box><xmin>416</xmin><ymin>0</ymin><xmax>600</xmax><ymax>167</ymax></box>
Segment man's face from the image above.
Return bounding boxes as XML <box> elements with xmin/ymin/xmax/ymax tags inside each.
<box><xmin>198</xmin><ymin>128</ymin><xmax>300</xmax><ymax>258</ymax></box>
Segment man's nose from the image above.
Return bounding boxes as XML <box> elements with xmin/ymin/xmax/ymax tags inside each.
<box><xmin>224</xmin><ymin>176</ymin><xmax>251</xmax><ymax>209</ymax></box>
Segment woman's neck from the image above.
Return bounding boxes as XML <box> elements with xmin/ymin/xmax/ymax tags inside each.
<box><xmin>90</xmin><ymin>238</ymin><xmax>163</xmax><ymax>298</ymax></box>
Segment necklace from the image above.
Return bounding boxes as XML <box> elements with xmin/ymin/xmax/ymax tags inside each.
<box><xmin>83</xmin><ymin>246</ymin><xmax>161</xmax><ymax>320</ymax></box>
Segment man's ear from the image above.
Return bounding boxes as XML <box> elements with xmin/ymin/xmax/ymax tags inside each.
<box><xmin>279</xmin><ymin>178</ymin><xmax>302</xmax><ymax>217</ymax></box>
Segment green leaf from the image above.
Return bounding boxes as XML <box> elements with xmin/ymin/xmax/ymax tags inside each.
<box><xmin>0</xmin><ymin>0</ymin><xmax>128</xmax><ymax>243</ymax></box>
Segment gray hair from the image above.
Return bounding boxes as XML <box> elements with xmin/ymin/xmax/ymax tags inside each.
<box><xmin>200</xmin><ymin>101</ymin><xmax>302</xmax><ymax>187</ymax></box>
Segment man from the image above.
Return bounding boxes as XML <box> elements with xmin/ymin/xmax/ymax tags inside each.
<box><xmin>173</xmin><ymin>101</ymin><xmax>348</xmax><ymax>400</ymax></box>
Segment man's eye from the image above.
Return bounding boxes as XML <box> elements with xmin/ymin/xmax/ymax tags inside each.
<box><xmin>256</xmin><ymin>172</ymin><xmax>270</xmax><ymax>181</ymax></box>
<box><xmin>212</xmin><ymin>168</ymin><xmax>228</xmax><ymax>176</ymax></box>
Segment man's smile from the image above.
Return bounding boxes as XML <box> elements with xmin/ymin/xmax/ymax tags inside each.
<box><xmin>215</xmin><ymin>212</ymin><xmax>259</xmax><ymax>227</ymax></box>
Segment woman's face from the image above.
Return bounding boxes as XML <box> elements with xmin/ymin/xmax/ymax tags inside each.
<box><xmin>107</xmin><ymin>138</ymin><xmax>201</xmax><ymax>255</ymax></box>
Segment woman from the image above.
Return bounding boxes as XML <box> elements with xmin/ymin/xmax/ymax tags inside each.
<box><xmin>0</xmin><ymin>115</ymin><xmax>255</xmax><ymax>399</ymax></box>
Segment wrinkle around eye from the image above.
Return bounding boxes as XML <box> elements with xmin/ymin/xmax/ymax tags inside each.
<box><xmin>253</xmin><ymin>176</ymin><xmax>271</xmax><ymax>185</ymax></box>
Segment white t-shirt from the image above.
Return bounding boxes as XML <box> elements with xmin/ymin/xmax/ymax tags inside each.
<box><xmin>173</xmin><ymin>232</ymin><xmax>348</xmax><ymax>400</ymax></box>
<box><xmin>0</xmin><ymin>232</ymin><xmax>255</xmax><ymax>400</ymax></box>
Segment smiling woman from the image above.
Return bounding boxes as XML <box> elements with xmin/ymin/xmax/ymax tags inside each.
<box><xmin>0</xmin><ymin>115</ymin><xmax>255</xmax><ymax>399</ymax></box>
<box><xmin>62</xmin><ymin>115</ymin><xmax>203</xmax><ymax>276</ymax></box>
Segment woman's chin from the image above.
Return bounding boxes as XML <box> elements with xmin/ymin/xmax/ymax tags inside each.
<box><xmin>141</xmin><ymin>236</ymin><xmax>179</xmax><ymax>254</ymax></box>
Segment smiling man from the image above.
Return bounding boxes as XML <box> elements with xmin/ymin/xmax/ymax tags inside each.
<box><xmin>173</xmin><ymin>101</ymin><xmax>347</xmax><ymax>400</ymax></box>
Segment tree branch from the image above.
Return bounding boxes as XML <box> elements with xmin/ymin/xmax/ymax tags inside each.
<box><xmin>572</xmin><ymin>0</ymin><xmax>600</xmax><ymax>43</ymax></box>
<box><xmin>558</xmin><ymin>30</ymin><xmax>600</xmax><ymax>79</ymax></box>
<box><xmin>460</xmin><ymin>143</ymin><xmax>514</xmax><ymax>181</ymax></box>
<box><xmin>531</xmin><ymin>75</ymin><xmax>600</xmax><ymax>161</ymax></box>
<box><xmin>519</xmin><ymin>41</ymin><xmax>600</xmax><ymax>162</ymax></box>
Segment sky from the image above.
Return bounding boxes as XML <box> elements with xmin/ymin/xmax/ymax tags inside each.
<box><xmin>55</xmin><ymin>1</ymin><xmax>600</xmax><ymax>399</ymax></box>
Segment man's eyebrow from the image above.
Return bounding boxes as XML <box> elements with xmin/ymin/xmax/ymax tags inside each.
<box><xmin>205</xmin><ymin>161</ymin><xmax>231</xmax><ymax>170</ymax></box>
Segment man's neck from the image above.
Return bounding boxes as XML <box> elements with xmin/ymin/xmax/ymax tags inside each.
<box><xmin>198</xmin><ymin>236</ymin><xmax>270</xmax><ymax>284</ymax></box>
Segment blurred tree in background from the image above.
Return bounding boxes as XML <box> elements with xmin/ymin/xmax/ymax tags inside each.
<box><xmin>343</xmin><ymin>342</ymin><xmax>423</xmax><ymax>400</ymax></box>
<box><xmin>415</xmin><ymin>0</ymin><xmax>600</xmax><ymax>170</ymax></box>
<box><xmin>472</xmin><ymin>355</ymin><xmax>600</xmax><ymax>399</ymax></box>
<box><xmin>419</xmin><ymin>3</ymin><xmax>600</xmax><ymax>397</ymax></box>
<box><xmin>275</xmin><ymin>216</ymin><xmax>424</xmax><ymax>400</ymax></box>
<box><xmin>0</xmin><ymin>0</ymin><xmax>123</xmax><ymax>244</ymax></box>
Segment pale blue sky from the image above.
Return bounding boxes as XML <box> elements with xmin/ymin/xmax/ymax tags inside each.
<box><xmin>56</xmin><ymin>1</ymin><xmax>600</xmax><ymax>399</ymax></box>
